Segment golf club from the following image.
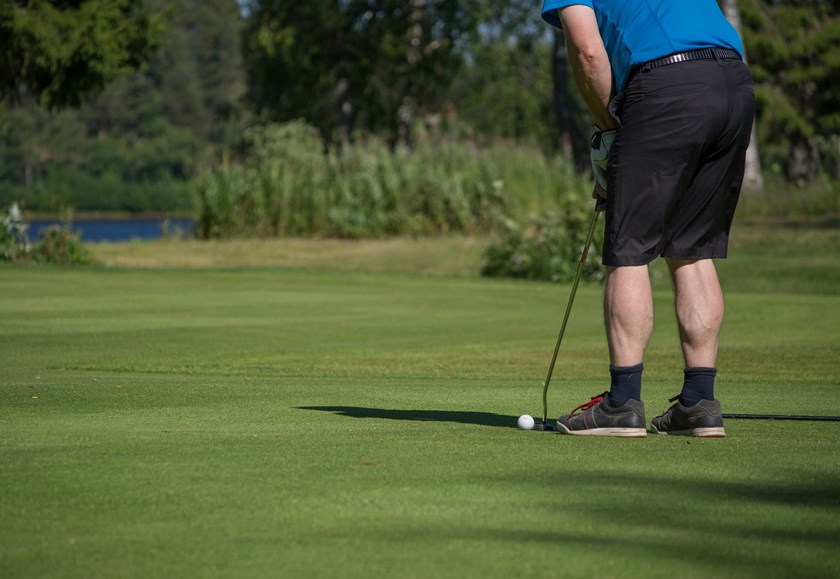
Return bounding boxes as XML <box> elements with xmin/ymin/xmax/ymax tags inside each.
<box><xmin>541</xmin><ymin>204</ymin><xmax>602</xmax><ymax>427</ymax></box>
<box><xmin>722</xmin><ymin>413</ymin><xmax>840</xmax><ymax>422</ymax></box>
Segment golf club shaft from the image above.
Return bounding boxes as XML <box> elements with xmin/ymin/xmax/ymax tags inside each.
<box><xmin>722</xmin><ymin>413</ymin><xmax>840</xmax><ymax>422</ymax></box>
<box><xmin>542</xmin><ymin>206</ymin><xmax>601</xmax><ymax>424</ymax></box>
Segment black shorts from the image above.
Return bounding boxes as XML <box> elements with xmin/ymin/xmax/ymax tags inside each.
<box><xmin>602</xmin><ymin>59</ymin><xmax>755</xmax><ymax>266</ymax></box>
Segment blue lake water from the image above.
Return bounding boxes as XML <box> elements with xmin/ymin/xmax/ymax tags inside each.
<box><xmin>28</xmin><ymin>217</ymin><xmax>196</xmax><ymax>243</ymax></box>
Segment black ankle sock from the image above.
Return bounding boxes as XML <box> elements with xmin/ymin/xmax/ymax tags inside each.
<box><xmin>606</xmin><ymin>363</ymin><xmax>643</xmax><ymax>407</ymax></box>
<box><xmin>680</xmin><ymin>367</ymin><xmax>717</xmax><ymax>407</ymax></box>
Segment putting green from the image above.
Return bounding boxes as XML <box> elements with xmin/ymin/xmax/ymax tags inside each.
<box><xmin>1</xmin><ymin>260</ymin><xmax>838</xmax><ymax>578</ymax></box>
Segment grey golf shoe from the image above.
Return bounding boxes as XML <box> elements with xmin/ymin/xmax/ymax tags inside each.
<box><xmin>651</xmin><ymin>397</ymin><xmax>726</xmax><ymax>438</ymax></box>
<box><xmin>556</xmin><ymin>392</ymin><xmax>647</xmax><ymax>438</ymax></box>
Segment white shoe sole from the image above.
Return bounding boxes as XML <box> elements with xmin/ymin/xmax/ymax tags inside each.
<box><xmin>556</xmin><ymin>424</ymin><xmax>647</xmax><ymax>438</ymax></box>
<box><xmin>651</xmin><ymin>426</ymin><xmax>726</xmax><ymax>438</ymax></box>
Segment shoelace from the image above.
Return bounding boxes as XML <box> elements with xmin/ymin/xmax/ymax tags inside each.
<box><xmin>569</xmin><ymin>391</ymin><xmax>608</xmax><ymax>416</ymax></box>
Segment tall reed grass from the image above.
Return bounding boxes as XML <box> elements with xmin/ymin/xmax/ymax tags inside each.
<box><xmin>194</xmin><ymin>121</ymin><xmax>590</xmax><ymax>240</ymax></box>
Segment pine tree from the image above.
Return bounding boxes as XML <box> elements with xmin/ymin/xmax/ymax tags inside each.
<box><xmin>0</xmin><ymin>0</ymin><xmax>246</xmax><ymax>212</ymax></box>
<box><xmin>739</xmin><ymin>0</ymin><xmax>840</xmax><ymax>181</ymax></box>
<box><xmin>242</xmin><ymin>0</ymin><xmax>483</xmax><ymax>145</ymax></box>
<box><xmin>0</xmin><ymin>0</ymin><xmax>166</xmax><ymax>109</ymax></box>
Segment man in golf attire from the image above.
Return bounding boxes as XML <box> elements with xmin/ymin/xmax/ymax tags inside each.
<box><xmin>542</xmin><ymin>1</ymin><xmax>755</xmax><ymax>437</ymax></box>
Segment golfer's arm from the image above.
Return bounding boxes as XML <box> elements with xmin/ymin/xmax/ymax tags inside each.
<box><xmin>558</xmin><ymin>6</ymin><xmax>616</xmax><ymax>130</ymax></box>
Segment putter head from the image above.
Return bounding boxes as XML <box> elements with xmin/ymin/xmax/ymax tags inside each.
<box><xmin>533</xmin><ymin>420</ymin><xmax>557</xmax><ymax>432</ymax></box>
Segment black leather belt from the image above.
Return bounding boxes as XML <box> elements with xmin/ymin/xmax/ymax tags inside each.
<box><xmin>631</xmin><ymin>47</ymin><xmax>742</xmax><ymax>76</ymax></box>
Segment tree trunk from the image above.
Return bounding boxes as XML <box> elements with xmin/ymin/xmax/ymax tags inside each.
<box><xmin>721</xmin><ymin>0</ymin><xmax>764</xmax><ymax>191</ymax></box>
<box><xmin>334</xmin><ymin>76</ymin><xmax>354</xmax><ymax>145</ymax></box>
<box><xmin>396</xmin><ymin>0</ymin><xmax>423</xmax><ymax>149</ymax></box>
<box><xmin>786</xmin><ymin>137</ymin><xmax>819</xmax><ymax>181</ymax></box>
<box><xmin>332</xmin><ymin>11</ymin><xmax>355</xmax><ymax>145</ymax></box>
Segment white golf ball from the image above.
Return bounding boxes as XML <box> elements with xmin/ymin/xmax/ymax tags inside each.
<box><xmin>517</xmin><ymin>414</ymin><xmax>535</xmax><ymax>430</ymax></box>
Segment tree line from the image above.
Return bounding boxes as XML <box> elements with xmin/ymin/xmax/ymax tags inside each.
<box><xmin>0</xmin><ymin>0</ymin><xmax>837</xmax><ymax>216</ymax></box>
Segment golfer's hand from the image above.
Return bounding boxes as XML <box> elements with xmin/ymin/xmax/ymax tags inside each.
<box><xmin>590</xmin><ymin>128</ymin><xmax>616</xmax><ymax>191</ymax></box>
<box><xmin>593</xmin><ymin>183</ymin><xmax>607</xmax><ymax>211</ymax></box>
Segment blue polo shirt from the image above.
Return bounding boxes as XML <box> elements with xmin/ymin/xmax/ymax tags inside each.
<box><xmin>541</xmin><ymin>0</ymin><xmax>743</xmax><ymax>93</ymax></box>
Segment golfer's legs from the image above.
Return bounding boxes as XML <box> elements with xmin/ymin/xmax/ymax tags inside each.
<box><xmin>604</xmin><ymin>265</ymin><xmax>653</xmax><ymax>367</ymax></box>
<box><xmin>667</xmin><ymin>258</ymin><xmax>724</xmax><ymax>368</ymax></box>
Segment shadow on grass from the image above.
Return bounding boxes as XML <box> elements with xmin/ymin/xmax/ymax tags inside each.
<box><xmin>296</xmin><ymin>406</ymin><xmax>516</xmax><ymax>428</ymax></box>
<box><xmin>296</xmin><ymin>409</ymin><xmax>840</xmax><ymax>576</ymax></box>
<box><xmin>478</xmin><ymin>469</ymin><xmax>840</xmax><ymax>576</ymax></box>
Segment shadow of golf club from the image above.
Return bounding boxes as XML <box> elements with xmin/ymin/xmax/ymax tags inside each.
<box><xmin>296</xmin><ymin>406</ymin><xmax>518</xmax><ymax>428</ymax></box>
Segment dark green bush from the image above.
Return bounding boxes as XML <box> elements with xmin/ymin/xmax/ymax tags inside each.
<box><xmin>2</xmin><ymin>204</ymin><xmax>91</xmax><ymax>265</ymax></box>
<box><xmin>30</xmin><ymin>226</ymin><xmax>93</xmax><ymax>265</ymax></box>
<box><xmin>481</xmin><ymin>203</ymin><xmax>604</xmax><ymax>283</ymax></box>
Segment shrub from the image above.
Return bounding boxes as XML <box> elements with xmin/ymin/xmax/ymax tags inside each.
<box><xmin>1</xmin><ymin>204</ymin><xmax>92</xmax><ymax>265</ymax></box>
<box><xmin>30</xmin><ymin>225</ymin><xmax>93</xmax><ymax>265</ymax></box>
<box><xmin>1</xmin><ymin>203</ymin><xmax>31</xmax><ymax>263</ymax></box>
<box><xmin>481</xmin><ymin>201</ymin><xmax>605</xmax><ymax>283</ymax></box>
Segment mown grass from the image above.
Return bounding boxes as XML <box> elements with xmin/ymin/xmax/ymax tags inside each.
<box><xmin>1</xmin><ymin>221</ymin><xmax>839</xmax><ymax>578</ymax></box>
<box><xmin>89</xmin><ymin>218</ymin><xmax>840</xmax><ymax>295</ymax></box>
<box><xmin>89</xmin><ymin>235</ymin><xmax>493</xmax><ymax>277</ymax></box>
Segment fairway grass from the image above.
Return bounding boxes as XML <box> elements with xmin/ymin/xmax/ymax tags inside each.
<box><xmin>2</xmin><ymin>226</ymin><xmax>840</xmax><ymax>578</ymax></box>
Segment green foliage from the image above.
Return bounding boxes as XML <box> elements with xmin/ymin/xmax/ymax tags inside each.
<box><xmin>30</xmin><ymin>224</ymin><xmax>93</xmax><ymax>265</ymax></box>
<box><xmin>196</xmin><ymin>121</ymin><xmax>332</xmax><ymax>238</ymax></box>
<box><xmin>0</xmin><ymin>94</ymin><xmax>198</xmax><ymax>212</ymax></box>
<box><xmin>0</xmin><ymin>0</ymin><xmax>167</xmax><ymax>109</ymax></box>
<box><xmin>391</xmin><ymin>137</ymin><xmax>508</xmax><ymax>236</ymax></box>
<box><xmin>481</xmin><ymin>140</ymin><xmax>586</xmax><ymax>217</ymax></box>
<box><xmin>196</xmin><ymin>121</ymin><xmax>516</xmax><ymax>239</ymax></box>
<box><xmin>737</xmin><ymin>173</ymin><xmax>840</xmax><ymax>217</ymax></box>
<box><xmin>325</xmin><ymin>136</ymin><xmax>405</xmax><ymax>238</ymax></box>
<box><xmin>481</xmin><ymin>205</ymin><xmax>604</xmax><ymax>283</ymax></box>
<box><xmin>4</xmin><ymin>0</ymin><xmax>839</xmax><ymax>220</ymax></box>
<box><xmin>0</xmin><ymin>203</ymin><xmax>91</xmax><ymax>264</ymax></box>
<box><xmin>0</xmin><ymin>203</ymin><xmax>30</xmax><ymax>263</ymax></box>
<box><xmin>194</xmin><ymin>120</ymin><xmax>606</xmax><ymax>283</ymax></box>
<box><xmin>242</xmin><ymin>0</ymin><xmax>483</xmax><ymax>143</ymax></box>
<box><xmin>739</xmin><ymin>0</ymin><xmax>840</xmax><ymax>179</ymax></box>
<box><xmin>0</xmin><ymin>0</ymin><xmax>245</xmax><ymax>214</ymax></box>
<box><xmin>149</xmin><ymin>0</ymin><xmax>245</xmax><ymax>142</ymax></box>
<box><xmin>449</xmin><ymin>16</ymin><xmax>572</xmax><ymax>153</ymax></box>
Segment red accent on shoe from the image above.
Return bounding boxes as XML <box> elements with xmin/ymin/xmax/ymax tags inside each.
<box><xmin>569</xmin><ymin>392</ymin><xmax>608</xmax><ymax>416</ymax></box>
